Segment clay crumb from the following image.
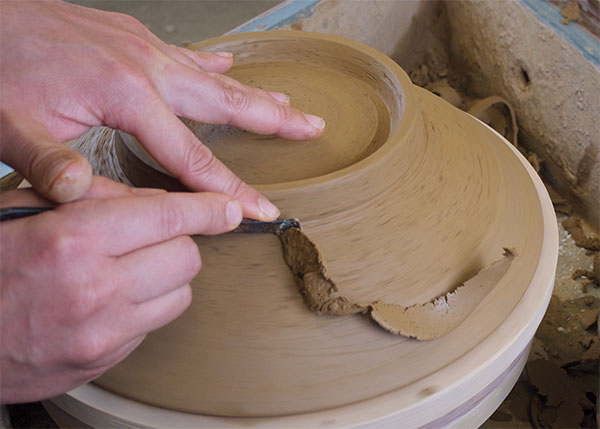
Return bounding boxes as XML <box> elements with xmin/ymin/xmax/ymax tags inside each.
<box><xmin>489</xmin><ymin>409</ymin><xmax>512</xmax><ymax>422</ymax></box>
<box><xmin>577</xmin><ymin>307</ymin><xmax>599</xmax><ymax>330</ymax></box>
<box><xmin>527</xmin><ymin>359</ymin><xmax>586</xmax><ymax>428</ymax></box>
<box><xmin>546</xmin><ymin>184</ymin><xmax>573</xmax><ymax>215</ymax></box>
<box><xmin>278</xmin><ymin>226</ymin><xmax>516</xmax><ymax>340</ymax></box>
<box><xmin>560</xmin><ymin>0</ymin><xmax>580</xmax><ymax>25</ymax></box>
<box><xmin>526</xmin><ymin>151</ymin><xmax>542</xmax><ymax>174</ymax></box>
<box><xmin>535</xmin><ymin>295</ymin><xmax>600</xmax><ymax>367</ymax></box>
<box><xmin>562</xmin><ymin>216</ymin><xmax>600</xmax><ymax>251</ymax></box>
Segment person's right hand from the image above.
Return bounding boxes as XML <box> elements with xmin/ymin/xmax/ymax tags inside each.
<box><xmin>0</xmin><ymin>0</ymin><xmax>325</xmax><ymax>220</ymax></box>
<box><xmin>0</xmin><ymin>176</ymin><xmax>243</xmax><ymax>404</ymax></box>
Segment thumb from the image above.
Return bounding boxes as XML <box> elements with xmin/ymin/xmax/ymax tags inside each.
<box><xmin>0</xmin><ymin>112</ymin><xmax>92</xmax><ymax>203</ymax></box>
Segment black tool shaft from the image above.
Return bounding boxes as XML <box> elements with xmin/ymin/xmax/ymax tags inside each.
<box><xmin>0</xmin><ymin>206</ymin><xmax>53</xmax><ymax>222</ymax></box>
<box><xmin>0</xmin><ymin>206</ymin><xmax>301</xmax><ymax>235</ymax></box>
<box><xmin>231</xmin><ymin>218</ymin><xmax>301</xmax><ymax>233</ymax></box>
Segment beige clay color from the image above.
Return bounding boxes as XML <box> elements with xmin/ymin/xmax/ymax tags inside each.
<box><xmin>61</xmin><ymin>31</ymin><xmax>559</xmax><ymax>425</ymax></box>
<box><xmin>278</xmin><ymin>226</ymin><xmax>516</xmax><ymax>340</ymax></box>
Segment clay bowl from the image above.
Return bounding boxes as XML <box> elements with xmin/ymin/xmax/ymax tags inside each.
<box><xmin>49</xmin><ymin>31</ymin><xmax>557</xmax><ymax>427</ymax></box>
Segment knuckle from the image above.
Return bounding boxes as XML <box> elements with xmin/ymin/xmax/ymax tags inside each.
<box><xmin>42</xmin><ymin>224</ymin><xmax>79</xmax><ymax>263</ymax></box>
<box><xmin>180</xmin><ymin>237</ymin><xmax>202</xmax><ymax>276</ymax></box>
<box><xmin>113</xmin><ymin>11</ymin><xmax>143</xmax><ymax>28</ymax></box>
<box><xmin>67</xmin><ymin>332</ymin><xmax>109</xmax><ymax>365</ymax></box>
<box><xmin>99</xmin><ymin>55</ymin><xmax>153</xmax><ymax>101</ymax></box>
<box><xmin>119</xmin><ymin>62</ymin><xmax>153</xmax><ymax>92</ymax></box>
<box><xmin>158</xmin><ymin>199</ymin><xmax>185</xmax><ymax>237</ymax></box>
<box><xmin>178</xmin><ymin>285</ymin><xmax>193</xmax><ymax>309</ymax></box>
<box><xmin>64</xmin><ymin>285</ymin><xmax>103</xmax><ymax>322</ymax></box>
<box><xmin>125</xmin><ymin>33</ymin><xmax>157</xmax><ymax>60</ymax></box>
<box><xmin>274</xmin><ymin>104</ymin><xmax>294</xmax><ymax>124</ymax></box>
<box><xmin>182</xmin><ymin>143</ymin><xmax>218</xmax><ymax>179</ymax></box>
<box><xmin>220</xmin><ymin>84</ymin><xmax>251</xmax><ymax>116</ymax></box>
<box><xmin>112</xmin><ymin>12</ymin><xmax>155</xmax><ymax>42</ymax></box>
<box><xmin>222</xmin><ymin>177</ymin><xmax>244</xmax><ymax>200</ymax></box>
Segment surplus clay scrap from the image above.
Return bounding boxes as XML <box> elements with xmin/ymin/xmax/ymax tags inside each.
<box><xmin>527</xmin><ymin>359</ymin><xmax>590</xmax><ymax>428</ymax></box>
<box><xmin>368</xmin><ymin>249</ymin><xmax>515</xmax><ymax>340</ymax></box>
<box><xmin>279</xmin><ymin>227</ymin><xmax>516</xmax><ymax>340</ymax></box>
<box><xmin>425</xmin><ymin>79</ymin><xmax>519</xmax><ymax>147</ymax></box>
<box><xmin>560</xmin><ymin>0</ymin><xmax>580</xmax><ymax>25</ymax></box>
<box><xmin>525</xmin><ymin>297</ymin><xmax>599</xmax><ymax>428</ymax></box>
<box><xmin>535</xmin><ymin>295</ymin><xmax>599</xmax><ymax>368</ymax></box>
<box><xmin>485</xmin><ymin>295</ymin><xmax>599</xmax><ymax>428</ymax></box>
<box><xmin>562</xmin><ymin>216</ymin><xmax>600</xmax><ymax>251</ymax></box>
<box><xmin>572</xmin><ymin>252</ymin><xmax>600</xmax><ymax>289</ymax></box>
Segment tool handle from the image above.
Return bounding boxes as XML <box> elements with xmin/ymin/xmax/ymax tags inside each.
<box><xmin>0</xmin><ymin>206</ymin><xmax>54</xmax><ymax>222</ymax></box>
<box><xmin>0</xmin><ymin>207</ymin><xmax>301</xmax><ymax>235</ymax></box>
<box><xmin>231</xmin><ymin>218</ymin><xmax>301</xmax><ymax>233</ymax></box>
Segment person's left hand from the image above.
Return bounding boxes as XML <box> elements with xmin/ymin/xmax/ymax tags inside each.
<box><xmin>0</xmin><ymin>0</ymin><xmax>325</xmax><ymax>220</ymax></box>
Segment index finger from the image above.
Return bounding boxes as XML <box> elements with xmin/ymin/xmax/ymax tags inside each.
<box><xmin>59</xmin><ymin>191</ymin><xmax>243</xmax><ymax>256</ymax></box>
<box><xmin>117</xmin><ymin>95</ymin><xmax>280</xmax><ymax>221</ymax></box>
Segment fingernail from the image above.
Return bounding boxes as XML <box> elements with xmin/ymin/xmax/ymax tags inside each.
<box><xmin>258</xmin><ymin>197</ymin><xmax>280</xmax><ymax>220</ymax></box>
<box><xmin>268</xmin><ymin>91</ymin><xmax>289</xmax><ymax>104</ymax></box>
<box><xmin>215</xmin><ymin>51</ymin><xmax>233</xmax><ymax>58</ymax></box>
<box><xmin>226</xmin><ymin>200</ymin><xmax>243</xmax><ymax>227</ymax></box>
<box><xmin>132</xmin><ymin>187</ymin><xmax>167</xmax><ymax>195</ymax></box>
<box><xmin>303</xmin><ymin>113</ymin><xmax>326</xmax><ymax>130</ymax></box>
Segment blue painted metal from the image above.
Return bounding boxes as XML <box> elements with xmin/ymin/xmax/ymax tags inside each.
<box><xmin>0</xmin><ymin>163</ymin><xmax>13</xmax><ymax>178</ymax></box>
<box><xmin>520</xmin><ymin>0</ymin><xmax>599</xmax><ymax>65</ymax></box>
<box><xmin>227</xmin><ymin>0</ymin><xmax>321</xmax><ymax>34</ymax></box>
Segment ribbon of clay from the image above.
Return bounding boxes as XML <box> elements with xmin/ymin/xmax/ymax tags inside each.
<box><xmin>369</xmin><ymin>249</ymin><xmax>516</xmax><ymax>340</ymax></box>
<box><xmin>425</xmin><ymin>81</ymin><xmax>464</xmax><ymax>108</ymax></box>
<box><xmin>278</xmin><ymin>228</ymin><xmax>365</xmax><ymax>316</ymax></box>
<box><xmin>279</xmin><ymin>227</ymin><xmax>516</xmax><ymax>340</ymax></box>
<box><xmin>466</xmin><ymin>96</ymin><xmax>519</xmax><ymax>148</ymax></box>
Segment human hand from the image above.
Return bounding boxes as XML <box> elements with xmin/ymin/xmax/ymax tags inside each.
<box><xmin>0</xmin><ymin>176</ymin><xmax>243</xmax><ymax>403</ymax></box>
<box><xmin>0</xmin><ymin>0</ymin><xmax>325</xmax><ymax>219</ymax></box>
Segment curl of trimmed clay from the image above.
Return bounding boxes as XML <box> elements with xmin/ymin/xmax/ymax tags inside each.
<box><xmin>278</xmin><ymin>228</ymin><xmax>365</xmax><ymax>316</ymax></box>
<box><xmin>279</xmin><ymin>228</ymin><xmax>515</xmax><ymax>340</ymax></box>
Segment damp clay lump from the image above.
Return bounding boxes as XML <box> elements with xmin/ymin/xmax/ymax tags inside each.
<box><xmin>280</xmin><ymin>227</ymin><xmax>516</xmax><ymax>340</ymax></box>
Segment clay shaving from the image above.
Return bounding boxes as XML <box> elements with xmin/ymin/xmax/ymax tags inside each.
<box><xmin>278</xmin><ymin>228</ymin><xmax>364</xmax><ymax>316</ymax></box>
<box><xmin>369</xmin><ymin>249</ymin><xmax>516</xmax><ymax>340</ymax></box>
<box><xmin>562</xmin><ymin>216</ymin><xmax>600</xmax><ymax>251</ymax></box>
<box><xmin>278</xmin><ymin>228</ymin><xmax>515</xmax><ymax>340</ymax></box>
<box><xmin>572</xmin><ymin>252</ymin><xmax>599</xmax><ymax>288</ymax></box>
<box><xmin>560</xmin><ymin>0</ymin><xmax>580</xmax><ymax>25</ymax></box>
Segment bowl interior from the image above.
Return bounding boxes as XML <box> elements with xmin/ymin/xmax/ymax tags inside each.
<box><xmin>124</xmin><ymin>36</ymin><xmax>404</xmax><ymax>186</ymax></box>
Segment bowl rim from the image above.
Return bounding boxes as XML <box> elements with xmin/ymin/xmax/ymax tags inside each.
<box><xmin>119</xmin><ymin>30</ymin><xmax>417</xmax><ymax>192</ymax></box>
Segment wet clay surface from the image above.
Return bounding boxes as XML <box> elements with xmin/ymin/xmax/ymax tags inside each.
<box><xmin>186</xmin><ymin>61</ymin><xmax>390</xmax><ymax>184</ymax></box>
<box><xmin>88</xmin><ymin>32</ymin><xmax>550</xmax><ymax>417</ymax></box>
